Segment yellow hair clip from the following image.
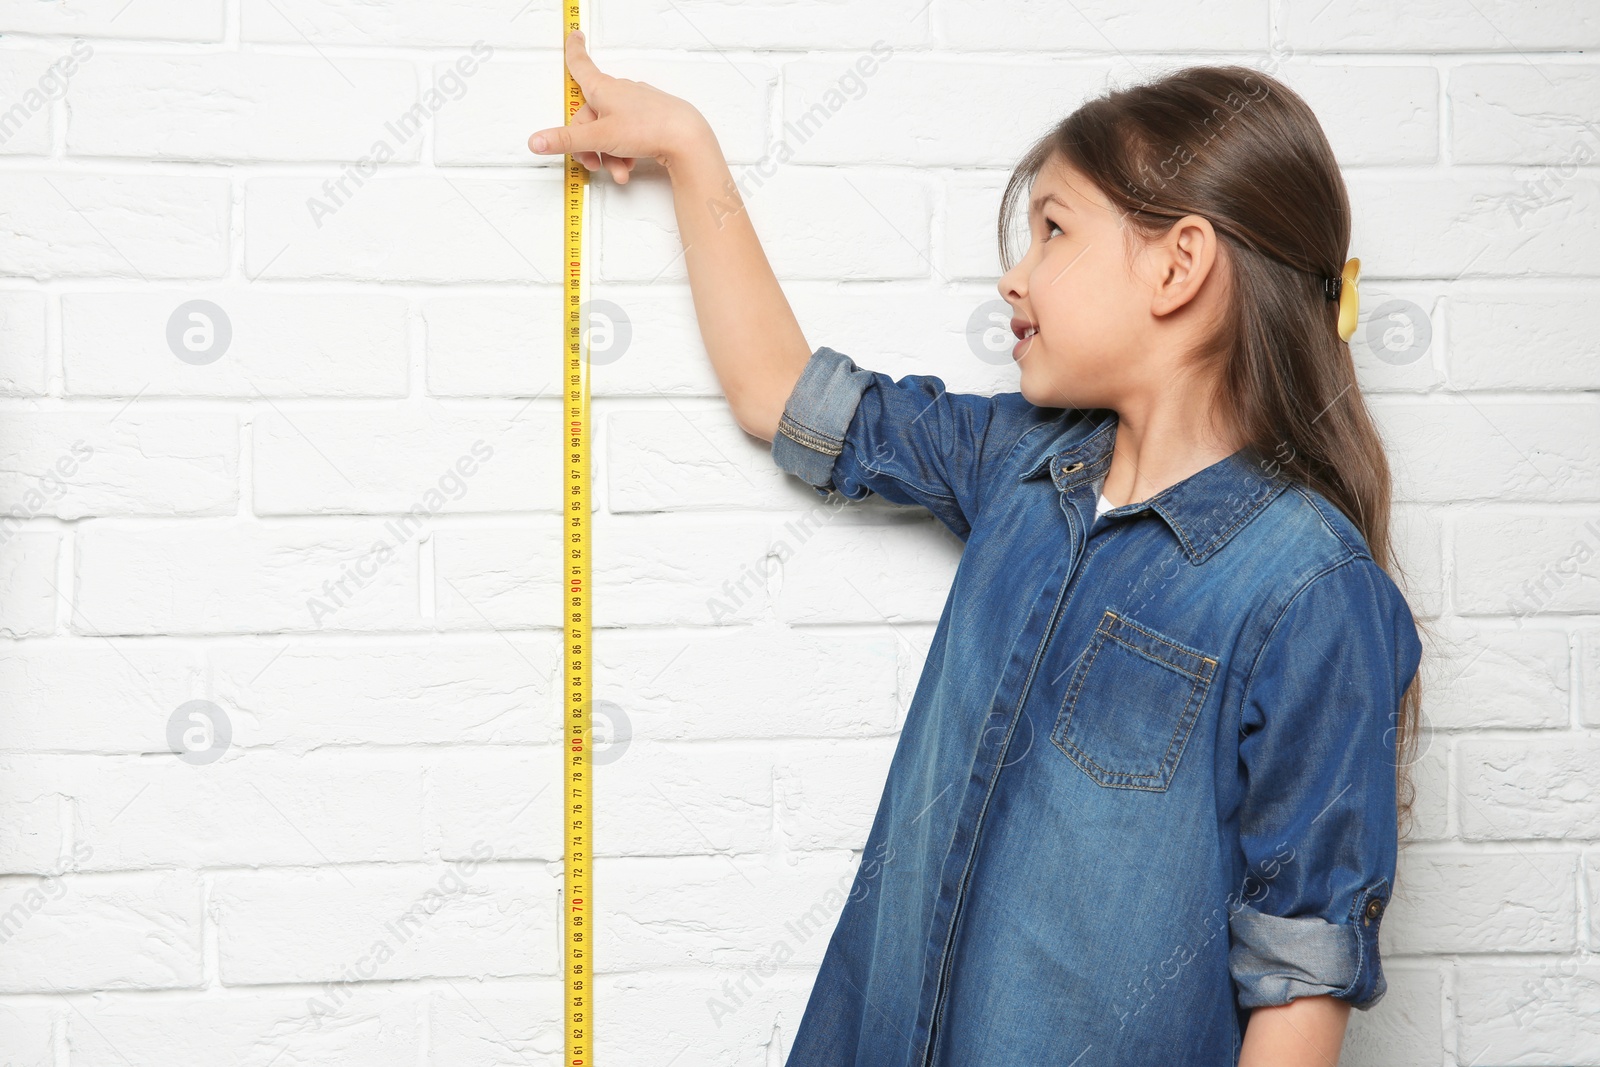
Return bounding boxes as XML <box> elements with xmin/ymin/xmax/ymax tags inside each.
<box><xmin>1328</xmin><ymin>257</ymin><xmax>1360</xmax><ymax>342</ymax></box>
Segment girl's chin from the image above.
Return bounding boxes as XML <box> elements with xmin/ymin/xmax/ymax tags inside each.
<box><xmin>1018</xmin><ymin>378</ymin><xmax>1054</xmax><ymax>409</ymax></box>
<box><xmin>1016</xmin><ymin>361</ymin><xmax>1045</xmax><ymax>404</ymax></box>
<box><xmin>1017</xmin><ymin>369</ymin><xmax>1075</xmax><ymax>411</ymax></box>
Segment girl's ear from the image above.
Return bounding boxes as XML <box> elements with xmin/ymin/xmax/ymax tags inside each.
<box><xmin>1149</xmin><ymin>214</ymin><xmax>1220</xmax><ymax>316</ymax></box>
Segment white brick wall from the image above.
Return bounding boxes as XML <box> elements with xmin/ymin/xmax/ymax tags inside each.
<box><xmin>0</xmin><ymin>3</ymin><xmax>1594</xmax><ymax>1065</ymax></box>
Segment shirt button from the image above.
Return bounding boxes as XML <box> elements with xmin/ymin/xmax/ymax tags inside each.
<box><xmin>1062</xmin><ymin>461</ymin><xmax>1084</xmax><ymax>473</ymax></box>
<box><xmin>1364</xmin><ymin>899</ymin><xmax>1384</xmax><ymax>922</ymax></box>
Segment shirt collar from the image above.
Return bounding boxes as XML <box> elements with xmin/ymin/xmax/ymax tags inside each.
<box><xmin>1017</xmin><ymin>409</ymin><xmax>1293</xmax><ymax>564</ymax></box>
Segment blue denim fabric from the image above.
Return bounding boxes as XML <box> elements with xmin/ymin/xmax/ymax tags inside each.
<box><xmin>770</xmin><ymin>346</ymin><xmax>1423</xmax><ymax>1067</ymax></box>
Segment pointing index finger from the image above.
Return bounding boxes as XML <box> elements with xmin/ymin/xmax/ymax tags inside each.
<box><xmin>563</xmin><ymin>29</ymin><xmax>607</xmax><ymax>95</ymax></box>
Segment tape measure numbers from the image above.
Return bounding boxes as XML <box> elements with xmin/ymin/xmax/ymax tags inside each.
<box><xmin>561</xmin><ymin>2</ymin><xmax>593</xmax><ymax>1064</ymax></box>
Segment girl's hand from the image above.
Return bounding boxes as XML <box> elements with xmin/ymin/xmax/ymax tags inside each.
<box><xmin>527</xmin><ymin>29</ymin><xmax>710</xmax><ymax>183</ymax></box>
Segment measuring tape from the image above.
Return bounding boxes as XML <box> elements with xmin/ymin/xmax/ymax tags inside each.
<box><xmin>560</xmin><ymin>2</ymin><xmax>592</xmax><ymax>1063</ymax></box>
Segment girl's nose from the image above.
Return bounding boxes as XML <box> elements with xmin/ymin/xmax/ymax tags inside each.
<box><xmin>999</xmin><ymin>267</ymin><xmax>1025</xmax><ymax>305</ymax></box>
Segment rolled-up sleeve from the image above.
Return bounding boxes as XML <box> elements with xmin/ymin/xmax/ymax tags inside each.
<box><xmin>1228</xmin><ymin>555</ymin><xmax>1424</xmax><ymax>1012</ymax></box>
<box><xmin>770</xmin><ymin>345</ymin><xmax>1042</xmax><ymax>540</ymax></box>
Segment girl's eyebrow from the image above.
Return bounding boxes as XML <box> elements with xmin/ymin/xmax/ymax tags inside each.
<box><xmin>1030</xmin><ymin>192</ymin><xmax>1072</xmax><ymax>214</ymax></box>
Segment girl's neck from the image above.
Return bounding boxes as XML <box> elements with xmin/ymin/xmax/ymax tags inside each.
<box><xmin>1098</xmin><ymin>402</ymin><xmax>1244</xmax><ymax>509</ymax></box>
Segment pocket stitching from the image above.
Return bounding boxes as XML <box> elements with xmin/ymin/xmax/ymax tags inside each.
<box><xmin>1058</xmin><ymin>662</ymin><xmax>1205</xmax><ymax>787</ymax></box>
<box><xmin>1103</xmin><ymin>610</ymin><xmax>1219</xmax><ymax>680</ymax></box>
<box><xmin>1053</xmin><ymin>609</ymin><xmax>1219</xmax><ymax>790</ymax></box>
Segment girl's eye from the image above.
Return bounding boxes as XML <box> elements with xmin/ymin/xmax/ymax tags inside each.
<box><xmin>1045</xmin><ymin>220</ymin><xmax>1064</xmax><ymax>239</ymax></box>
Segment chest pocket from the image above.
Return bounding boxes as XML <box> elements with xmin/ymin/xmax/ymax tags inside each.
<box><xmin>1051</xmin><ymin>608</ymin><xmax>1219</xmax><ymax>791</ymax></box>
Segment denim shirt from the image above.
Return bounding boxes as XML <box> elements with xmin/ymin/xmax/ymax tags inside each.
<box><xmin>770</xmin><ymin>346</ymin><xmax>1424</xmax><ymax>1067</ymax></box>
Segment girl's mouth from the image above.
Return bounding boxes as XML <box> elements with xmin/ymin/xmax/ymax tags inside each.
<box><xmin>1012</xmin><ymin>322</ymin><xmax>1039</xmax><ymax>361</ymax></box>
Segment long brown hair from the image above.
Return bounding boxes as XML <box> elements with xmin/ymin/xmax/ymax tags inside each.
<box><xmin>997</xmin><ymin>65</ymin><xmax>1432</xmax><ymax>839</ymax></box>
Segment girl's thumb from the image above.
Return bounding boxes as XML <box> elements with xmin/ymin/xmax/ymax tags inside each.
<box><xmin>530</xmin><ymin>121</ymin><xmax>610</xmax><ymax>157</ymax></box>
<box><xmin>529</xmin><ymin>128</ymin><xmax>567</xmax><ymax>154</ymax></box>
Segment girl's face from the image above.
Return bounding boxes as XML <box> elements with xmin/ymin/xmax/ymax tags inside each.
<box><xmin>997</xmin><ymin>157</ymin><xmax>1165</xmax><ymax>410</ymax></box>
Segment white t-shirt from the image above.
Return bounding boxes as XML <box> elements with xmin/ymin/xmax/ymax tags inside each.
<box><xmin>1095</xmin><ymin>493</ymin><xmax>1115</xmax><ymax>520</ymax></box>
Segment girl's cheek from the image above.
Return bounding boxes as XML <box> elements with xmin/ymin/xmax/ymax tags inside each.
<box><xmin>1033</xmin><ymin>280</ymin><xmax>1069</xmax><ymax>334</ymax></box>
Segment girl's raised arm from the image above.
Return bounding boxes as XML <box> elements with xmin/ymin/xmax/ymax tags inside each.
<box><xmin>528</xmin><ymin>29</ymin><xmax>812</xmax><ymax>442</ymax></box>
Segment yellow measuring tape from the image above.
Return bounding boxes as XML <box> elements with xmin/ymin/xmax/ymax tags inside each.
<box><xmin>561</xmin><ymin>2</ymin><xmax>592</xmax><ymax>1063</ymax></box>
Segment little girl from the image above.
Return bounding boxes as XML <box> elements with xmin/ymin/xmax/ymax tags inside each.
<box><xmin>532</xmin><ymin>30</ymin><xmax>1426</xmax><ymax>1067</ymax></box>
